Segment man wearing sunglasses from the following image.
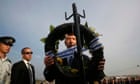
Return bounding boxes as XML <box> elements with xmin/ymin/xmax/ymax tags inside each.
<box><xmin>10</xmin><ymin>47</ymin><xmax>35</xmax><ymax>84</ymax></box>
<box><xmin>0</xmin><ymin>36</ymin><xmax>15</xmax><ymax>84</ymax></box>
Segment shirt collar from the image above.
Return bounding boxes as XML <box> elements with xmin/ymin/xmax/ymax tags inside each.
<box><xmin>0</xmin><ymin>56</ymin><xmax>8</xmax><ymax>61</ymax></box>
<box><xmin>23</xmin><ymin>59</ymin><xmax>30</xmax><ymax>64</ymax></box>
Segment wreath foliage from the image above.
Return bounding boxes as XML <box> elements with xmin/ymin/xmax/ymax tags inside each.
<box><xmin>44</xmin><ymin>23</ymin><xmax>98</xmax><ymax>77</ymax></box>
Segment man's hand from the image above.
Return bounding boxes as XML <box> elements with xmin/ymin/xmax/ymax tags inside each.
<box><xmin>97</xmin><ymin>58</ymin><xmax>105</xmax><ymax>70</ymax></box>
<box><xmin>44</xmin><ymin>56</ymin><xmax>55</xmax><ymax>67</ymax></box>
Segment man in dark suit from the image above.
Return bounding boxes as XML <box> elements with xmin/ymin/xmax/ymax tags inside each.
<box><xmin>10</xmin><ymin>47</ymin><xmax>35</xmax><ymax>84</ymax></box>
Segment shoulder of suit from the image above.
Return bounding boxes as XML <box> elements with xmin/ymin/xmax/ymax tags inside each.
<box><xmin>13</xmin><ymin>60</ymin><xmax>24</xmax><ymax>66</ymax></box>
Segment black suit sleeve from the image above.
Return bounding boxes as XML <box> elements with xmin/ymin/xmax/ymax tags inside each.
<box><xmin>10</xmin><ymin>63</ymin><xmax>20</xmax><ymax>84</ymax></box>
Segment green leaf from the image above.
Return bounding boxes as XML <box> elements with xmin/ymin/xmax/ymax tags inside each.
<box><xmin>50</xmin><ymin>25</ymin><xmax>55</xmax><ymax>32</ymax></box>
<box><xmin>40</xmin><ymin>24</ymin><xmax>55</xmax><ymax>44</ymax></box>
<box><xmin>40</xmin><ymin>37</ymin><xmax>46</xmax><ymax>43</ymax></box>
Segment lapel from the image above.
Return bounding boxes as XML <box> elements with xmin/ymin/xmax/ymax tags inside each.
<box><xmin>20</xmin><ymin>60</ymin><xmax>35</xmax><ymax>80</ymax></box>
<box><xmin>19</xmin><ymin>60</ymin><xmax>29</xmax><ymax>71</ymax></box>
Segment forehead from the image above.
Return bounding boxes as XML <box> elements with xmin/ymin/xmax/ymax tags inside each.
<box><xmin>65</xmin><ymin>34</ymin><xmax>76</xmax><ymax>38</ymax></box>
<box><xmin>23</xmin><ymin>48</ymin><xmax>31</xmax><ymax>51</ymax></box>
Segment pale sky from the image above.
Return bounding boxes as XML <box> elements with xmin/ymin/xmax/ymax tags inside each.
<box><xmin>0</xmin><ymin>0</ymin><xmax>140</xmax><ymax>80</ymax></box>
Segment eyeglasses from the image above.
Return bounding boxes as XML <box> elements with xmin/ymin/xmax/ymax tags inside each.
<box><xmin>23</xmin><ymin>52</ymin><xmax>33</xmax><ymax>55</ymax></box>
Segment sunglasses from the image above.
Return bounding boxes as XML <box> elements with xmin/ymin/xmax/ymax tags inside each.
<box><xmin>23</xmin><ymin>52</ymin><xmax>33</xmax><ymax>54</ymax></box>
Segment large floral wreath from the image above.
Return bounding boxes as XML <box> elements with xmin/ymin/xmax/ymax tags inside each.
<box><xmin>43</xmin><ymin>23</ymin><xmax>104</xmax><ymax>79</ymax></box>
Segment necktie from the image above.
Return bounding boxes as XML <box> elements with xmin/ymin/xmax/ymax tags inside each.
<box><xmin>27</xmin><ymin>63</ymin><xmax>33</xmax><ymax>84</ymax></box>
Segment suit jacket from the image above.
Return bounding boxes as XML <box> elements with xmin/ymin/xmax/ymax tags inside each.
<box><xmin>10</xmin><ymin>60</ymin><xmax>35</xmax><ymax>84</ymax></box>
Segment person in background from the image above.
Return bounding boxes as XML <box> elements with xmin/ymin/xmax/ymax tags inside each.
<box><xmin>44</xmin><ymin>33</ymin><xmax>105</xmax><ymax>84</ymax></box>
<box><xmin>10</xmin><ymin>47</ymin><xmax>35</xmax><ymax>84</ymax></box>
<box><xmin>0</xmin><ymin>36</ymin><xmax>16</xmax><ymax>84</ymax></box>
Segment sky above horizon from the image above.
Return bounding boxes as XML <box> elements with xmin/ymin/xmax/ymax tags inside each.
<box><xmin>0</xmin><ymin>0</ymin><xmax>140</xmax><ymax>80</ymax></box>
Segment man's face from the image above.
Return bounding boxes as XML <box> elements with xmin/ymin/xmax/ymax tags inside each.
<box><xmin>22</xmin><ymin>48</ymin><xmax>33</xmax><ymax>61</ymax></box>
<box><xmin>0</xmin><ymin>43</ymin><xmax>11</xmax><ymax>54</ymax></box>
<box><xmin>65</xmin><ymin>34</ymin><xmax>77</xmax><ymax>48</ymax></box>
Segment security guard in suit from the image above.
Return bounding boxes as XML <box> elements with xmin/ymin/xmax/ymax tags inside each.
<box><xmin>0</xmin><ymin>36</ymin><xmax>15</xmax><ymax>84</ymax></box>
